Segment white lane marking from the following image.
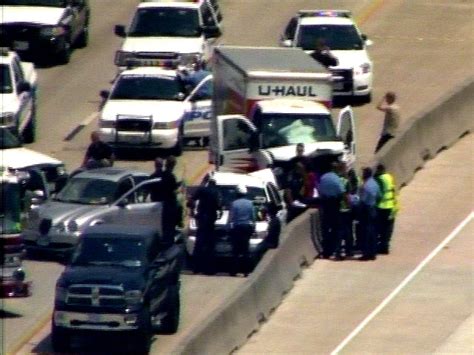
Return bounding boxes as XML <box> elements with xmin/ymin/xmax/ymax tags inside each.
<box><xmin>331</xmin><ymin>211</ymin><xmax>474</xmax><ymax>355</ymax></box>
<box><xmin>83</xmin><ymin>111</ymin><xmax>99</xmax><ymax>126</ymax></box>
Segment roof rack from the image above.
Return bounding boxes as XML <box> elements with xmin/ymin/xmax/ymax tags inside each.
<box><xmin>297</xmin><ymin>9</ymin><xmax>352</xmax><ymax>19</ymax></box>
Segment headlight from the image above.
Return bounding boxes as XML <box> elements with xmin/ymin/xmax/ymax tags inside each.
<box><xmin>67</xmin><ymin>220</ymin><xmax>78</xmax><ymax>233</ymax></box>
<box><xmin>125</xmin><ymin>290</ymin><xmax>143</xmax><ymax>305</ymax></box>
<box><xmin>115</xmin><ymin>51</ymin><xmax>134</xmax><ymax>66</ymax></box>
<box><xmin>180</xmin><ymin>53</ymin><xmax>201</xmax><ymax>67</ymax></box>
<box><xmin>40</xmin><ymin>26</ymin><xmax>66</xmax><ymax>37</ymax></box>
<box><xmin>55</xmin><ymin>285</ymin><xmax>68</xmax><ymax>302</ymax></box>
<box><xmin>0</xmin><ymin>112</ymin><xmax>15</xmax><ymax>126</ymax></box>
<box><xmin>153</xmin><ymin>121</ymin><xmax>179</xmax><ymax>129</ymax></box>
<box><xmin>99</xmin><ymin>119</ymin><xmax>116</xmax><ymax>129</ymax></box>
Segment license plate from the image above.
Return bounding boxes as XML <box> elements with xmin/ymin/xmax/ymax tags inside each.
<box><xmin>13</xmin><ymin>41</ymin><xmax>29</xmax><ymax>51</ymax></box>
<box><xmin>118</xmin><ymin>134</ymin><xmax>146</xmax><ymax>144</ymax></box>
<box><xmin>37</xmin><ymin>235</ymin><xmax>50</xmax><ymax>247</ymax></box>
<box><xmin>88</xmin><ymin>313</ymin><xmax>102</xmax><ymax>323</ymax></box>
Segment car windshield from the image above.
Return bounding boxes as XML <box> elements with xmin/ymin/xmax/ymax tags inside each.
<box><xmin>1</xmin><ymin>0</ymin><xmax>66</xmax><ymax>6</ymax></box>
<box><xmin>129</xmin><ymin>7</ymin><xmax>200</xmax><ymax>37</ymax></box>
<box><xmin>54</xmin><ymin>177</ymin><xmax>117</xmax><ymax>205</ymax></box>
<box><xmin>216</xmin><ymin>185</ymin><xmax>267</xmax><ymax>209</ymax></box>
<box><xmin>297</xmin><ymin>24</ymin><xmax>363</xmax><ymax>50</ymax></box>
<box><xmin>71</xmin><ymin>237</ymin><xmax>147</xmax><ymax>267</ymax></box>
<box><xmin>0</xmin><ymin>183</ymin><xmax>21</xmax><ymax>234</ymax></box>
<box><xmin>111</xmin><ymin>75</ymin><xmax>185</xmax><ymax>100</ymax></box>
<box><xmin>0</xmin><ymin>65</ymin><xmax>13</xmax><ymax>94</ymax></box>
<box><xmin>257</xmin><ymin>113</ymin><xmax>337</xmax><ymax>148</ymax></box>
<box><xmin>0</xmin><ymin>127</ymin><xmax>21</xmax><ymax>148</ymax></box>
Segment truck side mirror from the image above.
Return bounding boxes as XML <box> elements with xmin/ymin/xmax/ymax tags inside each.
<box><xmin>114</xmin><ymin>25</ymin><xmax>126</xmax><ymax>38</ymax></box>
<box><xmin>100</xmin><ymin>90</ymin><xmax>110</xmax><ymax>100</ymax></box>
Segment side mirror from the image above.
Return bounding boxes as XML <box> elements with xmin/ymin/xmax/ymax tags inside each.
<box><xmin>280</xmin><ymin>39</ymin><xmax>293</xmax><ymax>47</ymax></box>
<box><xmin>17</xmin><ymin>81</ymin><xmax>31</xmax><ymax>93</ymax></box>
<box><xmin>361</xmin><ymin>34</ymin><xmax>373</xmax><ymax>46</ymax></box>
<box><xmin>100</xmin><ymin>90</ymin><xmax>110</xmax><ymax>100</ymax></box>
<box><xmin>114</xmin><ymin>25</ymin><xmax>126</xmax><ymax>38</ymax></box>
<box><xmin>175</xmin><ymin>92</ymin><xmax>186</xmax><ymax>101</ymax></box>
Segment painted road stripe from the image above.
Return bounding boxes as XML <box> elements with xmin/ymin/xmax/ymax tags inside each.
<box><xmin>63</xmin><ymin>112</ymin><xmax>98</xmax><ymax>141</ymax></box>
<box><xmin>331</xmin><ymin>211</ymin><xmax>474</xmax><ymax>355</ymax></box>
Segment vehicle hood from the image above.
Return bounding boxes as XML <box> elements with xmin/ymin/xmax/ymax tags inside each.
<box><xmin>331</xmin><ymin>50</ymin><xmax>372</xmax><ymax>68</ymax></box>
<box><xmin>0</xmin><ymin>93</ymin><xmax>20</xmax><ymax>113</ymax></box>
<box><xmin>59</xmin><ymin>266</ymin><xmax>145</xmax><ymax>290</ymax></box>
<box><xmin>1</xmin><ymin>147</ymin><xmax>63</xmax><ymax>170</ymax></box>
<box><xmin>121</xmin><ymin>36</ymin><xmax>204</xmax><ymax>55</ymax></box>
<box><xmin>0</xmin><ymin>6</ymin><xmax>65</xmax><ymax>26</ymax></box>
<box><xmin>266</xmin><ymin>141</ymin><xmax>345</xmax><ymax>162</ymax></box>
<box><xmin>102</xmin><ymin>100</ymin><xmax>188</xmax><ymax>123</ymax></box>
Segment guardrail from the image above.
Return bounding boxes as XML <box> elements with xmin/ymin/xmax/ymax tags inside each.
<box><xmin>171</xmin><ymin>77</ymin><xmax>474</xmax><ymax>355</ymax></box>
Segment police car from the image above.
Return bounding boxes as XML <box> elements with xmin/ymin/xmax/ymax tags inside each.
<box><xmin>98</xmin><ymin>66</ymin><xmax>212</xmax><ymax>155</ymax></box>
<box><xmin>0</xmin><ymin>48</ymin><xmax>37</xmax><ymax>143</ymax></box>
<box><xmin>114</xmin><ymin>0</ymin><xmax>222</xmax><ymax>71</ymax></box>
<box><xmin>280</xmin><ymin>10</ymin><xmax>373</xmax><ymax>103</ymax></box>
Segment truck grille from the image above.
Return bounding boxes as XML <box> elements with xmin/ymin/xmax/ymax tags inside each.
<box><xmin>116</xmin><ymin>115</ymin><xmax>152</xmax><ymax>132</ymax></box>
<box><xmin>66</xmin><ymin>284</ymin><xmax>126</xmax><ymax>307</ymax></box>
<box><xmin>331</xmin><ymin>68</ymin><xmax>353</xmax><ymax>93</ymax></box>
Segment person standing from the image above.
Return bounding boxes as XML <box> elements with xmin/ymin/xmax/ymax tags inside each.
<box><xmin>148</xmin><ymin>157</ymin><xmax>164</xmax><ymax>202</ymax></box>
<box><xmin>358</xmin><ymin>167</ymin><xmax>382</xmax><ymax>261</ymax></box>
<box><xmin>334</xmin><ymin>163</ymin><xmax>355</xmax><ymax>260</ymax></box>
<box><xmin>374</xmin><ymin>163</ymin><xmax>399</xmax><ymax>254</ymax></box>
<box><xmin>310</xmin><ymin>38</ymin><xmax>339</xmax><ymax>68</ymax></box>
<box><xmin>188</xmin><ymin>177</ymin><xmax>222</xmax><ymax>274</ymax></box>
<box><xmin>317</xmin><ymin>162</ymin><xmax>345</xmax><ymax>259</ymax></box>
<box><xmin>160</xmin><ymin>156</ymin><xmax>181</xmax><ymax>244</ymax></box>
<box><xmin>228</xmin><ymin>184</ymin><xmax>256</xmax><ymax>276</ymax></box>
<box><xmin>374</xmin><ymin>91</ymin><xmax>401</xmax><ymax>153</ymax></box>
<box><xmin>82</xmin><ymin>131</ymin><xmax>115</xmax><ymax>169</ymax></box>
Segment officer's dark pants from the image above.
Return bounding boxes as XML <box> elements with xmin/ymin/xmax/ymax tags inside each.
<box><xmin>376</xmin><ymin>208</ymin><xmax>395</xmax><ymax>253</ymax></box>
<box><xmin>359</xmin><ymin>204</ymin><xmax>378</xmax><ymax>258</ymax></box>
<box><xmin>193</xmin><ymin>215</ymin><xmax>216</xmax><ymax>274</ymax></box>
<box><xmin>229</xmin><ymin>224</ymin><xmax>254</xmax><ymax>276</ymax></box>
<box><xmin>320</xmin><ymin>197</ymin><xmax>341</xmax><ymax>258</ymax></box>
<box><xmin>336</xmin><ymin>210</ymin><xmax>354</xmax><ymax>257</ymax></box>
<box><xmin>162</xmin><ymin>200</ymin><xmax>179</xmax><ymax>245</ymax></box>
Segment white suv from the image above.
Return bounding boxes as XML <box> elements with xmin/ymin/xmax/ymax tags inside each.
<box><xmin>114</xmin><ymin>0</ymin><xmax>222</xmax><ymax>71</ymax></box>
<box><xmin>98</xmin><ymin>66</ymin><xmax>213</xmax><ymax>155</ymax></box>
<box><xmin>280</xmin><ymin>10</ymin><xmax>373</xmax><ymax>103</ymax></box>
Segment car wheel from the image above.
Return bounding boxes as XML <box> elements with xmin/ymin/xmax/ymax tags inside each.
<box><xmin>158</xmin><ymin>284</ymin><xmax>180</xmax><ymax>334</ymax></box>
<box><xmin>76</xmin><ymin>24</ymin><xmax>89</xmax><ymax>48</ymax></box>
<box><xmin>58</xmin><ymin>40</ymin><xmax>71</xmax><ymax>64</ymax></box>
<box><xmin>22</xmin><ymin>109</ymin><xmax>36</xmax><ymax>144</ymax></box>
<box><xmin>51</xmin><ymin>322</ymin><xmax>71</xmax><ymax>353</ymax></box>
<box><xmin>134</xmin><ymin>308</ymin><xmax>152</xmax><ymax>354</ymax></box>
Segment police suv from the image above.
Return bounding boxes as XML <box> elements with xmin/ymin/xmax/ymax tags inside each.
<box><xmin>114</xmin><ymin>0</ymin><xmax>222</xmax><ymax>71</ymax></box>
<box><xmin>280</xmin><ymin>10</ymin><xmax>373</xmax><ymax>103</ymax></box>
<box><xmin>0</xmin><ymin>48</ymin><xmax>37</xmax><ymax>143</ymax></box>
<box><xmin>98</xmin><ymin>66</ymin><xmax>212</xmax><ymax>155</ymax></box>
<box><xmin>0</xmin><ymin>0</ymin><xmax>90</xmax><ymax>64</ymax></box>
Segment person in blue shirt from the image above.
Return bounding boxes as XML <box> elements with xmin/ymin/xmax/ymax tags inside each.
<box><xmin>317</xmin><ymin>162</ymin><xmax>345</xmax><ymax>259</ymax></box>
<box><xmin>182</xmin><ymin>60</ymin><xmax>212</xmax><ymax>99</ymax></box>
<box><xmin>357</xmin><ymin>167</ymin><xmax>382</xmax><ymax>260</ymax></box>
<box><xmin>228</xmin><ymin>184</ymin><xmax>256</xmax><ymax>276</ymax></box>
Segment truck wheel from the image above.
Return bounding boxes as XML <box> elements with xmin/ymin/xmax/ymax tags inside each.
<box><xmin>159</xmin><ymin>284</ymin><xmax>180</xmax><ymax>334</ymax></box>
<box><xmin>134</xmin><ymin>309</ymin><xmax>152</xmax><ymax>354</ymax></box>
<box><xmin>58</xmin><ymin>40</ymin><xmax>71</xmax><ymax>64</ymax></box>
<box><xmin>23</xmin><ymin>111</ymin><xmax>36</xmax><ymax>144</ymax></box>
<box><xmin>76</xmin><ymin>24</ymin><xmax>89</xmax><ymax>48</ymax></box>
<box><xmin>51</xmin><ymin>323</ymin><xmax>71</xmax><ymax>352</ymax></box>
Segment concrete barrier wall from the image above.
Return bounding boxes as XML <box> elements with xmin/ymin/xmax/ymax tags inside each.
<box><xmin>172</xmin><ymin>78</ymin><xmax>473</xmax><ymax>355</ymax></box>
<box><xmin>377</xmin><ymin>77</ymin><xmax>474</xmax><ymax>188</ymax></box>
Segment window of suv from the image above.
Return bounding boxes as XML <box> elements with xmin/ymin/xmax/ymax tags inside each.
<box><xmin>129</xmin><ymin>7</ymin><xmax>200</xmax><ymax>38</ymax></box>
<box><xmin>297</xmin><ymin>24</ymin><xmax>363</xmax><ymax>51</ymax></box>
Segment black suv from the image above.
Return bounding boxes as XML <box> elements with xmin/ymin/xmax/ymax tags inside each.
<box><xmin>52</xmin><ymin>224</ymin><xmax>185</xmax><ymax>353</ymax></box>
<box><xmin>0</xmin><ymin>0</ymin><xmax>90</xmax><ymax>64</ymax></box>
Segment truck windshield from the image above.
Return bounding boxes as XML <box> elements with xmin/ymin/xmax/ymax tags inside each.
<box><xmin>111</xmin><ymin>75</ymin><xmax>185</xmax><ymax>101</ymax></box>
<box><xmin>0</xmin><ymin>65</ymin><xmax>13</xmax><ymax>94</ymax></box>
<box><xmin>297</xmin><ymin>24</ymin><xmax>363</xmax><ymax>50</ymax></box>
<box><xmin>129</xmin><ymin>7</ymin><xmax>200</xmax><ymax>38</ymax></box>
<box><xmin>259</xmin><ymin>113</ymin><xmax>337</xmax><ymax>148</ymax></box>
<box><xmin>0</xmin><ymin>183</ymin><xmax>22</xmax><ymax>234</ymax></box>
<box><xmin>71</xmin><ymin>237</ymin><xmax>146</xmax><ymax>268</ymax></box>
<box><xmin>1</xmin><ymin>0</ymin><xmax>65</xmax><ymax>6</ymax></box>
<box><xmin>54</xmin><ymin>178</ymin><xmax>117</xmax><ymax>205</ymax></box>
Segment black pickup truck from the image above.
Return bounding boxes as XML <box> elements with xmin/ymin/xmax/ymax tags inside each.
<box><xmin>51</xmin><ymin>224</ymin><xmax>185</xmax><ymax>353</ymax></box>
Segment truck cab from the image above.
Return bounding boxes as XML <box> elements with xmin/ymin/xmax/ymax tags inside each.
<box><xmin>214</xmin><ymin>99</ymin><xmax>355</xmax><ymax>186</ymax></box>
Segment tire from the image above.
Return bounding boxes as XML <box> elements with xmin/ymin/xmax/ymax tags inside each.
<box><xmin>22</xmin><ymin>109</ymin><xmax>36</xmax><ymax>144</ymax></box>
<box><xmin>57</xmin><ymin>40</ymin><xmax>71</xmax><ymax>64</ymax></box>
<box><xmin>76</xmin><ymin>24</ymin><xmax>89</xmax><ymax>48</ymax></box>
<box><xmin>51</xmin><ymin>323</ymin><xmax>71</xmax><ymax>353</ymax></box>
<box><xmin>134</xmin><ymin>308</ymin><xmax>152</xmax><ymax>354</ymax></box>
<box><xmin>158</xmin><ymin>285</ymin><xmax>180</xmax><ymax>334</ymax></box>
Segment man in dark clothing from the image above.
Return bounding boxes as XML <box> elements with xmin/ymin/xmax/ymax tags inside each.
<box><xmin>310</xmin><ymin>38</ymin><xmax>339</xmax><ymax>68</ymax></box>
<box><xmin>228</xmin><ymin>184</ymin><xmax>256</xmax><ymax>276</ymax></box>
<box><xmin>189</xmin><ymin>177</ymin><xmax>222</xmax><ymax>274</ymax></box>
<box><xmin>82</xmin><ymin>131</ymin><xmax>114</xmax><ymax>168</ymax></box>
<box><xmin>160</xmin><ymin>156</ymin><xmax>181</xmax><ymax>244</ymax></box>
<box><xmin>149</xmin><ymin>157</ymin><xmax>164</xmax><ymax>202</ymax></box>
<box><xmin>317</xmin><ymin>162</ymin><xmax>344</xmax><ymax>259</ymax></box>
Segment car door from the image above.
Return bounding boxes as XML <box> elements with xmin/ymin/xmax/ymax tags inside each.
<box><xmin>11</xmin><ymin>58</ymin><xmax>33</xmax><ymax>133</ymax></box>
<box><xmin>183</xmin><ymin>74</ymin><xmax>213</xmax><ymax>138</ymax></box>
<box><xmin>336</xmin><ymin>105</ymin><xmax>356</xmax><ymax>167</ymax></box>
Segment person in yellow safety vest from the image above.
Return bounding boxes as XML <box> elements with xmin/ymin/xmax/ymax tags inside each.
<box><xmin>374</xmin><ymin>163</ymin><xmax>399</xmax><ymax>254</ymax></box>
